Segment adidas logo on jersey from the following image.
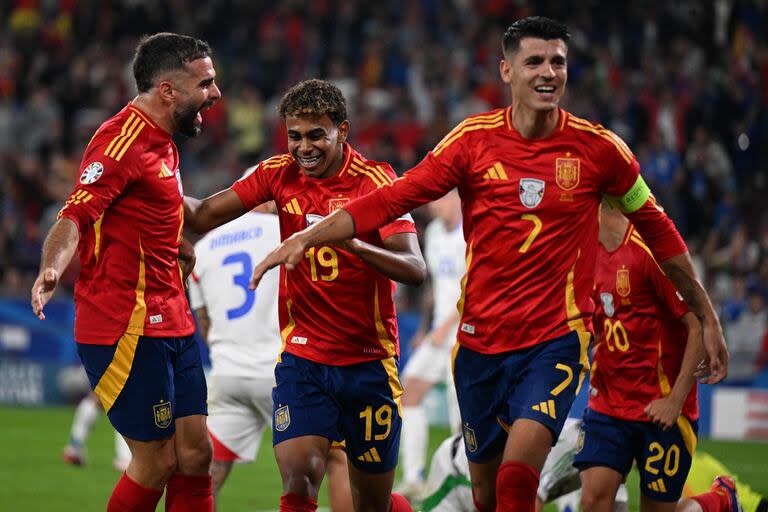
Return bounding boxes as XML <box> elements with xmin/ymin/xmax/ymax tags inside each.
<box><xmin>282</xmin><ymin>198</ymin><xmax>302</xmax><ymax>215</ymax></box>
<box><xmin>290</xmin><ymin>336</ymin><xmax>307</xmax><ymax>345</ymax></box>
<box><xmin>532</xmin><ymin>399</ymin><xmax>557</xmax><ymax>419</ymax></box>
<box><xmin>357</xmin><ymin>447</ymin><xmax>382</xmax><ymax>463</ymax></box>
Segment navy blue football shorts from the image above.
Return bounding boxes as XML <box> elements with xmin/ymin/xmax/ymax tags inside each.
<box><xmin>574</xmin><ymin>408</ymin><xmax>698</xmax><ymax>502</ymax></box>
<box><xmin>453</xmin><ymin>330</ymin><xmax>589</xmax><ymax>463</ymax></box>
<box><xmin>272</xmin><ymin>352</ymin><xmax>403</xmax><ymax>473</ymax></box>
<box><xmin>77</xmin><ymin>334</ymin><xmax>207</xmax><ymax>441</ymax></box>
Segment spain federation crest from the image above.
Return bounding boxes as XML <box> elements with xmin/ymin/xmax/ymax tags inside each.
<box><xmin>463</xmin><ymin>424</ymin><xmax>478</xmax><ymax>453</ymax></box>
<box><xmin>575</xmin><ymin>427</ymin><xmax>585</xmax><ymax>454</ymax></box>
<box><xmin>519</xmin><ymin>178</ymin><xmax>545</xmax><ymax>209</ymax></box>
<box><xmin>555</xmin><ymin>157</ymin><xmax>580</xmax><ymax>190</ymax></box>
<box><xmin>153</xmin><ymin>400</ymin><xmax>172</xmax><ymax>429</ymax></box>
<box><xmin>79</xmin><ymin>162</ymin><xmax>104</xmax><ymax>185</ymax></box>
<box><xmin>275</xmin><ymin>405</ymin><xmax>291</xmax><ymax>432</ymax></box>
<box><xmin>600</xmin><ymin>292</ymin><xmax>615</xmax><ymax>317</ymax></box>
<box><xmin>616</xmin><ymin>267</ymin><xmax>631</xmax><ymax>297</ymax></box>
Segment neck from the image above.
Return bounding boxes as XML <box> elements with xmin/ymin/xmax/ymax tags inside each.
<box><xmin>131</xmin><ymin>94</ymin><xmax>173</xmax><ymax>135</ymax></box>
<box><xmin>510</xmin><ymin>102</ymin><xmax>559</xmax><ymax>139</ymax></box>
<box><xmin>599</xmin><ymin>218</ymin><xmax>629</xmax><ymax>252</ymax></box>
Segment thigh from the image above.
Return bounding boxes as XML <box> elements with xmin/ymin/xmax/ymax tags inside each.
<box><xmin>272</xmin><ymin>353</ymin><xmax>341</xmax><ymax>445</ymax></box>
<box><xmin>636</xmin><ymin>417</ymin><xmax>697</xmax><ymax>503</ymax></box>
<box><xmin>573</xmin><ymin>409</ymin><xmax>635</xmax><ymax>477</ymax></box>
<box><xmin>208</xmin><ymin>376</ymin><xmax>272</xmax><ymax>462</ymax></box>
<box><xmin>506</xmin><ymin>331</ymin><xmax>588</xmax><ymax>442</ymax></box>
<box><xmin>348</xmin><ymin>463</ymin><xmax>396</xmax><ymax>512</ymax></box>
<box><xmin>452</xmin><ymin>346</ymin><xmax>507</xmax><ymax>463</ymax></box>
<box><xmin>78</xmin><ymin>336</ymin><xmax>176</xmax><ymax>441</ymax></box>
<box><xmin>172</xmin><ymin>335</ymin><xmax>208</xmax><ymax>419</ymax></box>
<box><xmin>337</xmin><ymin>357</ymin><xmax>403</xmax><ymax>474</ymax></box>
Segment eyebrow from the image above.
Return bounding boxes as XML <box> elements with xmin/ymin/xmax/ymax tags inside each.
<box><xmin>288</xmin><ymin>128</ymin><xmax>327</xmax><ymax>136</ymax></box>
<box><xmin>199</xmin><ymin>77</ymin><xmax>215</xmax><ymax>87</ymax></box>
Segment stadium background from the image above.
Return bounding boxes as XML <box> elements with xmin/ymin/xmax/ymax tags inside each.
<box><xmin>0</xmin><ymin>0</ymin><xmax>766</xmax><ymax>510</ymax></box>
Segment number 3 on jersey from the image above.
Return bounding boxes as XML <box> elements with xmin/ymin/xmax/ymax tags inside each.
<box><xmin>222</xmin><ymin>251</ymin><xmax>255</xmax><ymax>320</ymax></box>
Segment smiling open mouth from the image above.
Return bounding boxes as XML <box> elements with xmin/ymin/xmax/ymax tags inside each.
<box><xmin>298</xmin><ymin>155</ymin><xmax>321</xmax><ymax>167</ymax></box>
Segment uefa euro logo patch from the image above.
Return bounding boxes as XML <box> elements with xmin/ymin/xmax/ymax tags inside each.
<box><xmin>600</xmin><ymin>292</ymin><xmax>615</xmax><ymax>317</ymax></box>
<box><xmin>275</xmin><ymin>405</ymin><xmax>291</xmax><ymax>432</ymax></box>
<box><xmin>79</xmin><ymin>162</ymin><xmax>104</xmax><ymax>184</ymax></box>
<box><xmin>519</xmin><ymin>178</ymin><xmax>545</xmax><ymax>208</ymax></box>
<box><xmin>153</xmin><ymin>400</ymin><xmax>172</xmax><ymax>429</ymax></box>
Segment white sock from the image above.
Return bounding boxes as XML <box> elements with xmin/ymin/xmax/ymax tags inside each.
<box><xmin>401</xmin><ymin>405</ymin><xmax>429</xmax><ymax>484</ymax></box>
<box><xmin>114</xmin><ymin>431</ymin><xmax>131</xmax><ymax>465</ymax></box>
<box><xmin>69</xmin><ymin>397</ymin><xmax>99</xmax><ymax>447</ymax></box>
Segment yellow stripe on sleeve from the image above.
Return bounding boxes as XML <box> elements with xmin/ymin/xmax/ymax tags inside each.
<box><xmin>104</xmin><ymin>113</ymin><xmax>136</xmax><ymax>157</ymax></box>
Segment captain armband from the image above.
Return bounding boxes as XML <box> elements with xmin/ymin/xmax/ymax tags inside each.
<box><xmin>605</xmin><ymin>175</ymin><xmax>650</xmax><ymax>214</ymax></box>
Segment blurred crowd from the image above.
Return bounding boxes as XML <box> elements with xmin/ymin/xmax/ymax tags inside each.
<box><xmin>1</xmin><ymin>0</ymin><xmax>767</xmax><ymax>381</ymax></box>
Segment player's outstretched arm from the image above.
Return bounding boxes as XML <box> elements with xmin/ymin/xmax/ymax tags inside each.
<box><xmin>661</xmin><ymin>253</ymin><xmax>728</xmax><ymax>384</ymax></box>
<box><xmin>31</xmin><ymin>218</ymin><xmax>79</xmax><ymax>320</ymax></box>
<box><xmin>341</xmin><ymin>232</ymin><xmax>426</xmax><ymax>286</ymax></box>
<box><xmin>184</xmin><ymin>189</ymin><xmax>248</xmax><ymax>234</ymax></box>
<box><xmin>645</xmin><ymin>312</ymin><xmax>704</xmax><ymax>429</ymax></box>
<box><xmin>249</xmin><ymin>208</ymin><xmax>356</xmax><ymax>289</ymax></box>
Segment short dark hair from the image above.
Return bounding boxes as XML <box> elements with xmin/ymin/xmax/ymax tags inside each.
<box><xmin>502</xmin><ymin>16</ymin><xmax>570</xmax><ymax>55</ymax></box>
<box><xmin>278</xmin><ymin>79</ymin><xmax>347</xmax><ymax>125</ymax></box>
<box><xmin>132</xmin><ymin>33</ymin><xmax>212</xmax><ymax>93</ymax></box>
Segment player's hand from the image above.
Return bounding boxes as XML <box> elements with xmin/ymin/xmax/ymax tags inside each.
<box><xmin>31</xmin><ymin>268</ymin><xmax>60</xmax><ymax>320</ymax></box>
<box><xmin>250</xmin><ymin>234</ymin><xmax>307</xmax><ymax>290</ymax></box>
<box><xmin>700</xmin><ymin>320</ymin><xmax>728</xmax><ymax>384</ymax></box>
<box><xmin>178</xmin><ymin>237</ymin><xmax>196</xmax><ymax>283</ymax></box>
<box><xmin>644</xmin><ymin>397</ymin><xmax>681</xmax><ymax>430</ymax></box>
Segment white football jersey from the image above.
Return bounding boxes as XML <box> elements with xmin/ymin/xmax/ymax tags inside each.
<box><xmin>423</xmin><ymin>218</ymin><xmax>466</xmax><ymax>344</ymax></box>
<box><xmin>188</xmin><ymin>212</ymin><xmax>281</xmax><ymax>379</ymax></box>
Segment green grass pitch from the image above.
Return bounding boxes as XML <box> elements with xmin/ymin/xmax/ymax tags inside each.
<box><xmin>1</xmin><ymin>406</ymin><xmax>766</xmax><ymax>511</ymax></box>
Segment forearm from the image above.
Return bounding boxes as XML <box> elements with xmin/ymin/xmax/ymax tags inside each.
<box><xmin>669</xmin><ymin>316</ymin><xmax>705</xmax><ymax>404</ymax></box>
<box><xmin>429</xmin><ymin>311</ymin><xmax>460</xmax><ymax>344</ymax></box>
<box><xmin>184</xmin><ymin>190</ymin><xmax>247</xmax><ymax>234</ymax></box>
<box><xmin>40</xmin><ymin>218</ymin><xmax>80</xmax><ymax>274</ymax></box>
<box><xmin>194</xmin><ymin>308</ymin><xmax>210</xmax><ymax>344</ymax></box>
<box><xmin>660</xmin><ymin>254</ymin><xmax>720</xmax><ymax>328</ymax></box>
<box><xmin>299</xmin><ymin>208</ymin><xmax>357</xmax><ymax>246</ymax></box>
<box><xmin>346</xmin><ymin>239</ymin><xmax>426</xmax><ymax>286</ymax></box>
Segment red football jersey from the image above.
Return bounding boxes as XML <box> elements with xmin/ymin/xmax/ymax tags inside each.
<box><xmin>344</xmin><ymin>107</ymin><xmax>687</xmax><ymax>356</ymax></box>
<box><xmin>58</xmin><ymin>103</ymin><xmax>195</xmax><ymax>345</ymax></box>
<box><xmin>231</xmin><ymin>144</ymin><xmax>416</xmax><ymax>365</ymax></box>
<box><xmin>589</xmin><ymin>225</ymin><xmax>698</xmax><ymax>421</ymax></box>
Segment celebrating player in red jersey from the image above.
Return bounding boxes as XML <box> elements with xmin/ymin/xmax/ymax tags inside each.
<box><xmin>31</xmin><ymin>33</ymin><xmax>220</xmax><ymax>512</ymax></box>
<box><xmin>250</xmin><ymin>17</ymin><xmax>728</xmax><ymax>512</ymax></box>
<box><xmin>184</xmin><ymin>79</ymin><xmax>424</xmax><ymax>512</ymax></box>
<box><xmin>574</xmin><ymin>204</ymin><xmax>705</xmax><ymax>512</ymax></box>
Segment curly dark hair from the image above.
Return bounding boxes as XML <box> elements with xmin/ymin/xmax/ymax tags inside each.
<box><xmin>133</xmin><ymin>32</ymin><xmax>212</xmax><ymax>93</ymax></box>
<box><xmin>502</xmin><ymin>16</ymin><xmax>570</xmax><ymax>55</ymax></box>
<box><xmin>278</xmin><ymin>79</ymin><xmax>347</xmax><ymax>125</ymax></box>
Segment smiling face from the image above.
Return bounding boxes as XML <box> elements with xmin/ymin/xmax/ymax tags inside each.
<box><xmin>286</xmin><ymin>114</ymin><xmax>350</xmax><ymax>179</ymax></box>
<box><xmin>169</xmin><ymin>57</ymin><xmax>221</xmax><ymax>136</ymax></box>
<box><xmin>500</xmin><ymin>37</ymin><xmax>567</xmax><ymax>113</ymax></box>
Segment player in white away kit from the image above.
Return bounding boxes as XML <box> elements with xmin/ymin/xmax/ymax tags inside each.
<box><xmin>187</xmin><ymin>200</ymin><xmax>282</xmax><ymax>499</ymax></box>
<box><xmin>419</xmin><ymin>419</ymin><xmax>629</xmax><ymax>512</ymax></box>
<box><xmin>398</xmin><ymin>190</ymin><xmax>466</xmax><ymax>498</ymax></box>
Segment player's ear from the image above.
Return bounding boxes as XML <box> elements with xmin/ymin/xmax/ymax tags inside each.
<box><xmin>157</xmin><ymin>79</ymin><xmax>175</xmax><ymax>103</ymax></box>
<box><xmin>499</xmin><ymin>58</ymin><xmax>513</xmax><ymax>84</ymax></box>
<box><xmin>338</xmin><ymin>120</ymin><xmax>350</xmax><ymax>144</ymax></box>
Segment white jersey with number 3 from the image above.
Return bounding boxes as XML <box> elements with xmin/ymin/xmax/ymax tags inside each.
<box><xmin>188</xmin><ymin>212</ymin><xmax>281</xmax><ymax>379</ymax></box>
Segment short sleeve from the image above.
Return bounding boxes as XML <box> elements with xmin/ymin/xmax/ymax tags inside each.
<box><xmin>230</xmin><ymin>161</ymin><xmax>275</xmax><ymax>210</ymax></box>
<box><xmin>58</xmin><ymin>137</ymin><xmax>143</xmax><ymax>236</ymax></box>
